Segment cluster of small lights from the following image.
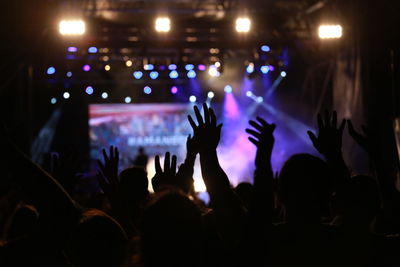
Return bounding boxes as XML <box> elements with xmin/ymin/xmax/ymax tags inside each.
<box><xmin>260</xmin><ymin>65</ymin><xmax>269</xmax><ymax>74</ymax></box>
<box><xmin>185</xmin><ymin>64</ymin><xmax>194</xmax><ymax>71</ymax></box>
<box><xmin>246</xmin><ymin>63</ymin><xmax>254</xmax><ymax>74</ymax></box>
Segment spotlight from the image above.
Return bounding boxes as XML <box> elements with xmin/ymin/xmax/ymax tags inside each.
<box><xmin>85</xmin><ymin>86</ymin><xmax>94</xmax><ymax>95</ymax></box>
<box><xmin>47</xmin><ymin>67</ymin><xmax>56</xmax><ymax>75</ymax></box>
<box><xmin>66</xmin><ymin>71</ymin><xmax>72</xmax><ymax>77</ymax></box>
<box><xmin>67</xmin><ymin>46</ymin><xmax>78</xmax><ymax>52</ymax></box>
<box><xmin>171</xmin><ymin>86</ymin><xmax>178</xmax><ymax>94</ymax></box>
<box><xmin>149</xmin><ymin>71</ymin><xmax>159</xmax><ymax>79</ymax></box>
<box><xmin>246</xmin><ymin>91</ymin><xmax>253</xmax><ymax>97</ymax></box>
<box><xmin>101</xmin><ymin>92</ymin><xmax>108</xmax><ymax>99</ymax></box>
<box><xmin>144</xmin><ymin>64</ymin><xmax>154</xmax><ymax>70</ymax></box>
<box><xmin>235</xmin><ymin>17</ymin><xmax>251</xmax><ymax>33</ymax></box>
<box><xmin>224</xmin><ymin>85</ymin><xmax>233</xmax><ymax>93</ymax></box>
<box><xmin>63</xmin><ymin>92</ymin><xmax>70</xmax><ymax>99</ymax></box>
<box><xmin>189</xmin><ymin>95</ymin><xmax>197</xmax><ymax>103</ymax></box>
<box><xmin>208</xmin><ymin>65</ymin><xmax>220</xmax><ymax>77</ymax></box>
<box><xmin>260</xmin><ymin>65</ymin><xmax>269</xmax><ymax>74</ymax></box>
<box><xmin>59</xmin><ymin>20</ymin><xmax>85</xmax><ymax>35</ymax></box>
<box><xmin>246</xmin><ymin>63</ymin><xmax>254</xmax><ymax>74</ymax></box>
<box><xmin>198</xmin><ymin>64</ymin><xmax>206</xmax><ymax>71</ymax></box>
<box><xmin>126</xmin><ymin>60</ymin><xmax>133</xmax><ymax>67</ymax></box>
<box><xmin>144</xmin><ymin>86</ymin><xmax>152</xmax><ymax>94</ymax></box>
<box><xmin>104</xmin><ymin>65</ymin><xmax>111</xmax><ymax>71</ymax></box>
<box><xmin>168</xmin><ymin>64</ymin><xmax>177</xmax><ymax>70</ymax></box>
<box><xmin>124</xmin><ymin>96</ymin><xmax>132</xmax><ymax>103</ymax></box>
<box><xmin>280</xmin><ymin>71</ymin><xmax>287</xmax><ymax>77</ymax></box>
<box><xmin>83</xmin><ymin>65</ymin><xmax>91</xmax><ymax>72</ymax></box>
<box><xmin>88</xmin><ymin>47</ymin><xmax>98</xmax><ymax>53</ymax></box>
<box><xmin>207</xmin><ymin>91</ymin><xmax>215</xmax><ymax>99</ymax></box>
<box><xmin>185</xmin><ymin>64</ymin><xmax>194</xmax><ymax>71</ymax></box>
<box><xmin>256</xmin><ymin>96</ymin><xmax>263</xmax><ymax>103</ymax></box>
<box><xmin>187</xmin><ymin>70</ymin><xmax>196</xmax><ymax>78</ymax></box>
<box><xmin>50</xmin><ymin>97</ymin><xmax>57</xmax><ymax>104</ymax></box>
<box><xmin>318</xmin><ymin>24</ymin><xmax>342</xmax><ymax>39</ymax></box>
<box><xmin>155</xmin><ymin>17</ymin><xmax>171</xmax><ymax>32</ymax></box>
<box><xmin>133</xmin><ymin>71</ymin><xmax>143</xmax><ymax>79</ymax></box>
<box><xmin>269</xmin><ymin>65</ymin><xmax>275</xmax><ymax>71</ymax></box>
<box><xmin>169</xmin><ymin>70</ymin><xmax>179</xmax><ymax>79</ymax></box>
<box><xmin>261</xmin><ymin>45</ymin><xmax>270</xmax><ymax>52</ymax></box>
<box><xmin>214</xmin><ymin>62</ymin><xmax>221</xmax><ymax>68</ymax></box>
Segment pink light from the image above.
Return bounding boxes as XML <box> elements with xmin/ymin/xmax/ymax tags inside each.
<box><xmin>171</xmin><ymin>86</ymin><xmax>178</xmax><ymax>94</ymax></box>
<box><xmin>83</xmin><ymin>64</ymin><xmax>91</xmax><ymax>72</ymax></box>
<box><xmin>198</xmin><ymin>64</ymin><xmax>206</xmax><ymax>71</ymax></box>
<box><xmin>223</xmin><ymin>92</ymin><xmax>240</xmax><ymax>119</ymax></box>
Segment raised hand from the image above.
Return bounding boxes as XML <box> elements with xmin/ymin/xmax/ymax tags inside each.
<box><xmin>50</xmin><ymin>152</ymin><xmax>82</xmax><ymax>194</ymax></box>
<box><xmin>188</xmin><ymin>103</ymin><xmax>222</xmax><ymax>152</ymax></box>
<box><xmin>186</xmin><ymin>134</ymin><xmax>199</xmax><ymax>158</ymax></box>
<box><xmin>307</xmin><ymin>111</ymin><xmax>346</xmax><ymax>157</ymax></box>
<box><xmin>152</xmin><ymin>152</ymin><xmax>178</xmax><ymax>192</ymax></box>
<box><xmin>246</xmin><ymin>117</ymin><xmax>276</xmax><ymax>167</ymax></box>
<box><xmin>347</xmin><ymin>119</ymin><xmax>371</xmax><ymax>151</ymax></box>
<box><xmin>97</xmin><ymin>146</ymin><xmax>120</xmax><ymax>198</ymax></box>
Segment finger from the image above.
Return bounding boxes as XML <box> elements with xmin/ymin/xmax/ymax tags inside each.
<box><xmin>194</xmin><ymin>105</ymin><xmax>204</xmax><ymax>125</ymax></box>
<box><xmin>209</xmin><ymin>108</ymin><xmax>217</xmax><ymax>126</ymax></box>
<box><xmin>256</xmin><ymin>116</ymin><xmax>269</xmax><ymax>127</ymax></box>
<box><xmin>164</xmin><ymin>152</ymin><xmax>171</xmax><ymax>173</ymax></box>
<box><xmin>102</xmin><ymin>148</ymin><xmax>109</xmax><ymax>162</ymax></box>
<box><xmin>249</xmin><ymin>120</ymin><xmax>263</xmax><ymax>132</ymax></box>
<box><xmin>332</xmin><ymin>111</ymin><xmax>337</xmax><ymax>128</ymax></box>
<box><xmin>245</xmin><ymin>128</ymin><xmax>261</xmax><ymax>139</ymax></box>
<box><xmin>317</xmin><ymin>113</ymin><xmax>324</xmax><ymax>132</ymax></box>
<box><xmin>217</xmin><ymin>123</ymin><xmax>223</xmax><ymax>141</ymax></box>
<box><xmin>307</xmin><ymin>131</ymin><xmax>318</xmax><ymax>146</ymax></box>
<box><xmin>324</xmin><ymin>110</ymin><xmax>330</xmax><ymax>128</ymax></box>
<box><xmin>188</xmin><ymin>115</ymin><xmax>197</xmax><ymax>130</ymax></box>
<box><xmin>248</xmin><ymin>137</ymin><xmax>259</xmax><ymax>146</ymax></box>
<box><xmin>203</xmin><ymin>103</ymin><xmax>210</xmax><ymax>124</ymax></box>
<box><xmin>171</xmin><ymin>155</ymin><xmax>177</xmax><ymax>175</ymax></box>
<box><xmin>270</xmin><ymin>123</ymin><xmax>277</xmax><ymax>132</ymax></box>
<box><xmin>155</xmin><ymin>155</ymin><xmax>162</xmax><ymax>173</ymax></box>
<box><xmin>96</xmin><ymin>159</ymin><xmax>106</xmax><ymax>173</ymax></box>
<box><xmin>115</xmin><ymin>147</ymin><xmax>120</xmax><ymax>162</ymax></box>
<box><xmin>339</xmin><ymin>119</ymin><xmax>346</xmax><ymax>133</ymax></box>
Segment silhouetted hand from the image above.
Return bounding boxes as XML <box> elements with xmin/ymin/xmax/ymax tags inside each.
<box><xmin>188</xmin><ymin>103</ymin><xmax>222</xmax><ymax>152</ymax></box>
<box><xmin>246</xmin><ymin>117</ymin><xmax>276</xmax><ymax>167</ymax></box>
<box><xmin>347</xmin><ymin>119</ymin><xmax>371</xmax><ymax>152</ymax></box>
<box><xmin>152</xmin><ymin>152</ymin><xmax>178</xmax><ymax>192</ymax></box>
<box><xmin>307</xmin><ymin>111</ymin><xmax>346</xmax><ymax>157</ymax></box>
<box><xmin>97</xmin><ymin>146</ymin><xmax>120</xmax><ymax>198</ymax></box>
<box><xmin>50</xmin><ymin>152</ymin><xmax>82</xmax><ymax>194</ymax></box>
<box><xmin>186</xmin><ymin>134</ymin><xmax>199</xmax><ymax>158</ymax></box>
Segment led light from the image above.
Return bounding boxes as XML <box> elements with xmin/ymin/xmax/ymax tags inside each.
<box><xmin>67</xmin><ymin>46</ymin><xmax>78</xmax><ymax>52</ymax></box>
<box><xmin>133</xmin><ymin>71</ymin><xmax>143</xmax><ymax>79</ymax></box>
<box><xmin>101</xmin><ymin>92</ymin><xmax>108</xmax><ymax>99</ymax></box>
<box><xmin>104</xmin><ymin>65</ymin><xmax>111</xmax><ymax>71</ymax></box>
<box><xmin>280</xmin><ymin>71</ymin><xmax>287</xmax><ymax>77</ymax></box>
<box><xmin>246</xmin><ymin>63</ymin><xmax>254</xmax><ymax>74</ymax></box>
<box><xmin>63</xmin><ymin>92</ymin><xmax>70</xmax><ymax>99</ymax></box>
<box><xmin>171</xmin><ymin>86</ymin><xmax>178</xmax><ymax>94</ymax></box>
<box><xmin>198</xmin><ymin>64</ymin><xmax>206</xmax><ymax>71</ymax></box>
<box><xmin>83</xmin><ymin>65</ymin><xmax>91</xmax><ymax>72</ymax></box>
<box><xmin>256</xmin><ymin>96</ymin><xmax>263</xmax><ymax>103</ymax></box>
<box><xmin>246</xmin><ymin>91</ymin><xmax>253</xmax><ymax>97</ymax></box>
<box><xmin>143</xmin><ymin>86</ymin><xmax>152</xmax><ymax>94</ymax></box>
<box><xmin>85</xmin><ymin>86</ymin><xmax>94</xmax><ymax>95</ymax></box>
<box><xmin>235</xmin><ymin>17</ymin><xmax>251</xmax><ymax>33</ymax></box>
<box><xmin>261</xmin><ymin>45</ymin><xmax>270</xmax><ymax>52</ymax></box>
<box><xmin>208</xmin><ymin>65</ymin><xmax>220</xmax><ymax>77</ymax></box>
<box><xmin>187</xmin><ymin>70</ymin><xmax>196</xmax><ymax>78</ymax></box>
<box><xmin>144</xmin><ymin>64</ymin><xmax>154</xmax><ymax>70</ymax></box>
<box><xmin>189</xmin><ymin>95</ymin><xmax>197</xmax><ymax>103</ymax></box>
<box><xmin>50</xmin><ymin>97</ymin><xmax>57</xmax><ymax>104</ymax></box>
<box><xmin>185</xmin><ymin>64</ymin><xmax>194</xmax><ymax>71</ymax></box>
<box><xmin>88</xmin><ymin>47</ymin><xmax>98</xmax><ymax>53</ymax></box>
<box><xmin>47</xmin><ymin>67</ymin><xmax>56</xmax><ymax>75</ymax></box>
<box><xmin>126</xmin><ymin>60</ymin><xmax>133</xmax><ymax>67</ymax></box>
<box><xmin>260</xmin><ymin>65</ymin><xmax>269</xmax><ymax>74</ymax></box>
<box><xmin>155</xmin><ymin>17</ymin><xmax>171</xmax><ymax>32</ymax></box>
<box><xmin>66</xmin><ymin>71</ymin><xmax>72</xmax><ymax>77</ymax></box>
<box><xmin>214</xmin><ymin>62</ymin><xmax>221</xmax><ymax>68</ymax></box>
<box><xmin>59</xmin><ymin>20</ymin><xmax>85</xmax><ymax>36</ymax></box>
<box><xmin>207</xmin><ymin>91</ymin><xmax>215</xmax><ymax>98</ymax></box>
<box><xmin>169</xmin><ymin>70</ymin><xmax>179</xmax><ymax>79</ymax></box>
<box><xmin>224</xmin><ymin>85</ymin><xmax>233</xmax><ymax>93</ymax></box>
<box><xmin>168</xmin><ymin>64</ymin><xmax>177</xmax><ymax>70</ymax></box>
<box><xmin>149</xmin><ymin>71</ymin><xmax>159</xmax><ymax>79</ymax></box>
<box><xmin>318</xmin><ymin>24</ymin><xmax>343</xmax><ymax>39</ymax></box>
<box><xmin>124</xmin><ymin>96</ymin><xmax>132</xmax><ymax>103</ymax></box>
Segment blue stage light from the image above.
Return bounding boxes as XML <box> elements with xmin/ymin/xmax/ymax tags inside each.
<box><xmin>261</xmin><ymin>45</ymin><xmax>270</xmax><ymax>52</ymax></box>
<box><xmin>246</xmin><ymin>63</ymin><xmax>254</xmax><ymax>74</ymax></box>
<box><xmin>67</xmin><ymin>46</ymin><xmax>78</xmax><ymax>52</ymax></box>
<box><xmin>168</xmin><ymin>64</ymin><xmax>177</xmax><ymax>70</ymax></box>
<box><xmin>260</xmin><ymin>65</ymin><xmax>269</xmax><ymax>74</ymax></box>
<box><xmin>185</xmin><ymin>64</ymin><xmax>194</xmax><ymax>71</ymax></box>
<box><xmin>47</xmin><ymin>67</ymin><xmax>56</xmax><ymax>75</ymax></box>
<box><xmin>88</xmin><ymin>47</ymin><xmax>98</xmax><ymax>53</ymax></box>
<box><xmin>144</xmin><ymin>86</ymin><xmax>152</xmax><ymax>94</ymax></box>
<box><xmin>169</xmin><ymin>70</ymin><xmax>179</xmax><ymax>79</ymax></box>
<box><xmin>133</xmin><ymin>71</ymin><xmax>143</xmax><ymax>79</ymax></box>
<box><xmin>187</xmin><ymin>70</ymin><xmax>196</xmax><ymax>78</ymax></box>
<box><xmin>224</xmin><ymin>85</ymin><xmax>233</xmax><ymax>93</ymax></box>
<box><xmin>85</xmin><ymin>86</ymin><xmax>94</xmax><ymax>95</ymax></box>
<box><xmin>66</xmin><ymin>71</ymin><xmax>72</xmax><ymax>77</ymax></box>
<box><xmin>280</xmin><ymin>71</ymin><xmax>287</xmax><ymax>77</ymax></box>
<box><xmin>150</xmin><ymin>71</ymin><xmax>159</xmax><ymax>79</ymax></box>
<box><xmin>144</xmin><ymin>64</ymin><xmax>154</xmax><ymax>70</ymax></box>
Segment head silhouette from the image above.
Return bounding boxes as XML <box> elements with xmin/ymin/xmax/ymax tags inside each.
<box><xmin>279</xmin><ymin>153</ymin><xmax>331</xmax><ymax>223</ymax></box>
<box><xmin>235</xmin><ymin>182</ymin><xmax>254</xmax><ymax>210</ymax></box>
<box><xmin>119</xmin><ymin>167</ymin><xmax>149</xmax><ymax>203</ymax></box>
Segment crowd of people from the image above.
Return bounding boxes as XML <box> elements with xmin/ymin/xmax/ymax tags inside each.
<box><xmin>0</xmin><ymin>103</ymin><xmax>399</xmax><ymax>266</ymax></box>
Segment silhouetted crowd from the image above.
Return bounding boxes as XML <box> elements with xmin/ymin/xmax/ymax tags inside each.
<box><xmin>0</xmin><ymin>103</ymin><xmax>399</xmax><ymax>266</ymax></box>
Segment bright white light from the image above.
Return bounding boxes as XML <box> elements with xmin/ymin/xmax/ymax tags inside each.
<box><xmin>208</xmin><ymin>65</ymin><xmax>220</xmax><ymax>77</ymax></box>
<box><xmin>63</xmin><ymin>92</ymin><xmax>70</xmax><ymax>99</ymax></box>
<box><xmin>101</xmin><ymin>92</ymin><xmax>108</xmax><ymax>99</ymax></box>
<box><xmin>246</xmin><ymin>91</ymin><xmax>253</xmax><ymax>97</ymax></box>
<box><xmin>214</xmin><ymin>61</ymin><xmax>221</xmax><ymax>68</ymax></box>
<box><xmin>189</xmin><ymin>95</ymin><xmax>197</xmax><ymax>103</ymax></box>
<box><xmin>194</xmin><ymin>179</ymin><xmax>207</xmax><ymax>192</ymax></box>
<box><xmin>85</xmin><ymin>86</ymin><xmax>94</xmax><ymax>95</ymax></box>
<box><xmin>125</xmin><ymin>60</ymin><xmax>133</xmax><ymax>67</ymax></box>
<box><xmin>280</xmin><ymin>71</ymin><xmax>287</xmax><ymax>77</ymax></box>
<box><xmin>224</xmin><ymin>85</ymin><xmax>233</xmax><ymax>93</ymax></box>
<box><xmin>235</xmin><ymin>17</ymin><xmax>251</xmax><ymax>33</ymax></box>
<box><xmin>59</xmin><ymin>20</ymin><xmax>85</xmax><ymax>35</ymax></box>
<box><xmin>246</xmin><ymin>63</ymin><xmax>254</xmax><ymax>74</ymax></box>
<box><xmin>155</xmin><ymin>17</ymin><xmax>171</xmax><ymax>32</ymax></box>
<box><xmin>124</xmin><ymin>96</ymin><xmax>132</xmax><ymax>103</ymax></box>
<box><xmin>144</xmin><ymin>64</ymin><xmax>154</xmax><ymax>71</ymax></box>
<box><xmin>50</xmin><ymin>97</ymin><xmax>57</xmax><ymax>104</ymax></box>
<box><xmin>318</xmin><ymin>24</ymin><xmax>342</xmax><ymax>39</ymax></box>
<box><xmin>256</xmin><ymin>96</ymin><xmax>263</xmax><ymax>103</ymax></box>
<box><xmin>66</xmin><ymin>71</ymin><xmax>72</xmax><ymax>77</ymax></box>
<box><xmin>207</xmin><ymin>91</ymin><xmax>215</xmax><ymax>98</ymax></box>
<box><xmin>104</xmin><ymin>65</ymin><xmax>111</xmax><ymax>71</ymax></box>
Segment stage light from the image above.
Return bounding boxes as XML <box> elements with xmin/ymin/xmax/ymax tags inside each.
<box><xmin>126</xmin><ymin>60</ymin><xmax>133</xmax><ymax>67</ymax></box>
<box><xmin>246</xmin><ymin>63</ymin><xmax>254</xmax><ymax>74</ymax></box>
<box><xmin>208</xmin><ymin>65</ymin><xmax>220</xmax><ymax>77</ymax></box>
<box><xmin>104</xmin><ymin>65</ymin><xmax>111</xmax><ymax>71</ymax></box>
<box><xmin>63</xmin><ymin>92</ymin><xmax>70</xmax><ymax>99</ymax></box>
<box><xmin>133</xmin><ymin>71</ymin><xmax>143</xmax><ymax>79</ymax></box>
<box><xmin>318</xmin><ymin>24</ymin><xmax>342</xmax><ymax>39</ymax></box>
<box><xmin>224</xmin><ymin>85</ymin><xmax>233</xmax><ymax>93</ymax></box>
<box><xmin>246</xmin><ymin>91</ymin><xmax>253</xmax><ymax>97</ymax></box>
<box><xmin>102</xmin><ymin>56</ymin><xmax>110</xmax><ymax>62</ymax></box>
<box><xmin>46</xmin><ymin>67</ymin><xmax>56</xmax><ymax>75</ymax></box>
<box><xmin>280</xmin><ymin>71</ymin><xmax>287</xmax><ymax>77</ymax></box>
<box><xmin>198</xmin><ymin>64</ymin><xmax>206</xmax><ymax>71</ymax></box>
<box><xmin>144</xmin><ymin>86</ymin><xmax>152</xmax><ymax>94</ymax></box>
<box><xmin>101</xmin><ymin>92</ymin><xmax>108</xmax><ymax>99</ymax></box>
<box><xmin>144</xmin><ymin>64</ymin><xmax>154</xmax><ymax>70</ymax></box>
<box><xmin>88</xmin><ymin>47</ymin><xmax>98</xmax><ymax>53</ymax></box>
<box><xmin>155</xmin><ymin>17</ymin><xmax>171</xmax><ymax>32</ymax></box>
<box><xmin>83</xmin><ymin>64</ymin><xmax>91</xmax><ymax>72</ymax></box>
<box><xmin>124</xmin><ymin>96</ymin><xmax>132</xmax><ymax>103</ymax></box>
<box><xmin>189</xmin><ymin>95</ymin><xmax>197</xmax><ymax>103</ymax></box>
<box><xmin>187</xmin><ymin>70</ymin><xmax>196</xmax><ymax>78</ymax></box>
<box><xmin>66</xmin><ymin>71</ymin><xmax>72</xmax><ymax>77</ymax></box>
<box><xmin>261</xmin><ymin>45</ymin><xmax>270</xmax><ymax>52</ymax></box>
<box><xmin>269</xmin><ymin>65</ymin><xmax>275</xmax><ymax>71</ymax></box>
<box><xmin>67</xmin><ymin>46</ymin><xmax>78</xmax><ymax>52</ymax></box>
<box><xmin>260</xmin><ymin>65</ymin><xmax>269</xmax><ymax>74</ymax></box>
<box><xmin>185</xmin><ymin>64</ymin><xmax>194</xmax><ymax>71</ymax></box>
<box><xmin>59</xmin><ymin>20</ymin><xmax>85</xmax><ymax>35</ymax></box>
<box><xmin>207</xmin><ymin>91</ymin><xmax>215</xmax><ymax>99</ymax></box>
<box><xmin>169</xmin><ymin>70</ymin><xmax>179</xmax><ymax>79</ymax></box>
<box><xmin>256</xmin><ymin>96</ymin><xmax>263</xmax><ymax>103</ymax></box>
<box><xmin>150</xmin><ymin>71</ymin><xmax>159</xmax><ymax>79</ymax></box>
<box><xmin>85</xmin><ymin>86</ymin><xmax>94</xmax><ymax>95</ymax></box>
<box><xmin>50</xmin><ymin>97</ymin><xmax>57</xmax><ymax>104</ymax></box>
<box><xmin>168</xmin><ymin>64</ymin><xmax>177</xmax><ymax>70</ymax></box>
<box><xmin>171</xmin><ymin>86</ymin><xmax>178</xmax><ymax>94</ymax></box>
<box><xmin>235</xmin><ymin>17</ymin><xmax>251</xmax><ymax>33</ymax></box>
<box><xmin>214</xmin><ymin>61</ymin><xmax>221</xmax><ymax>68</ymax></box>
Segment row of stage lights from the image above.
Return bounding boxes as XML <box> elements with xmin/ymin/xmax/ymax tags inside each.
<box><xmin>59</xmin><ymin>18</ymin><xmax>343</xmax><ymax>39</ymax></box>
